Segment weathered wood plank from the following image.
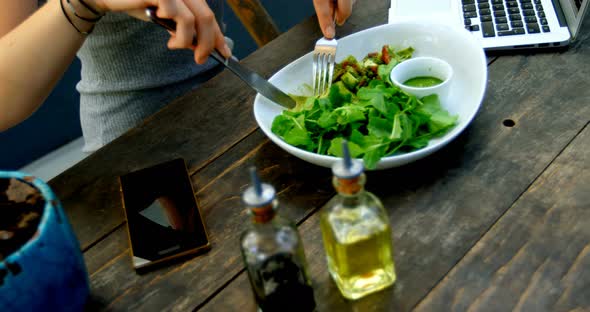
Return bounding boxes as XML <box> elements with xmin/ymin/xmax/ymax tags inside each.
<box><xmin>86</xmin><ymin>137</ymin><xmax>335</xmax><ymax>311</ymax></box>
<box><xmin>49</xmin><ymin>69</ymin><xmax>259</xmax><ymax>251</ymax></box>
<box><xmin>414</xmin><ymin>124</ymin><xmax>590</xmax><ymax>312</ymax></box>
<box><xmin>50</xmin><ymin>0</ymin><xmax>385</xmax><ymax>254</ymax></box>
<box><xmin>78</xmin><ymin>3</ymin><xmax>391</xmax><ymax>309</ymax></box>
<box><xmin>72</xmin><ymin>0</ymin><xmax>492</xmax><ymax>284</ymax></box>
<box><xmin>189</xmin><ymin>128</ymin><xmax>263</xmax><ymax>195</ymax></box>
<box><xmin>83</xmin><ymin>225</ymin><xmax>128</xmax><ymax>276</ymax></box>
<box><xmin>69</xmin><ymin>1</ymin><xmax>588</xmax><ymax>310</ymax></box>
<box><xmin>80</xmin><ymin>130</ymin><xmax>264</xmax><ymax>279</ymax></box>
<box><xmin>200</xmin><ymin>19</ymin><xmax>590</xmax><ymax>312</ymax></box>
<box><xmin>226</xmin><ymin>0</ymin><xmax>280</xmax><ymax>46</ymax></box>
<box><xmin>200</xmin><ymin>208</ymin><xmax>322</xmax><ymax>312</ymax></box>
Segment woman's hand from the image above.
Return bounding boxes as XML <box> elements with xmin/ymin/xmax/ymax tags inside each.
<box><xmin>88</xmin><ymin>0</ymin><xmax>231</xmax><ymax>64</ymax></box>
<box><xmin>313</xmin><ymin>0</ymin><xmax>354</xmax><ymax>39</ymax></box>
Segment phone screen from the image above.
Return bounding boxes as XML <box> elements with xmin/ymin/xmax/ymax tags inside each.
<box><xmin>119</xmin><ymin>158</ymin><xmax>210</xmax><ymax>271</ymax></box>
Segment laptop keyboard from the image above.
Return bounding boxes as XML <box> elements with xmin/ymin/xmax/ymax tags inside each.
<box><xmin>463</xmin><ymin>0</ymin><xmax>550</xmax><ymax>37</ymax></box>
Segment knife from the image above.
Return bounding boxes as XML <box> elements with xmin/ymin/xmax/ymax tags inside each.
<box><xmin>142</xmin><ymin>7</ymin><xmax>296</xmax><ymax>109</ymax></box>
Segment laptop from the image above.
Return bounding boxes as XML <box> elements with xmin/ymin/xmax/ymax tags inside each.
<box><xmin>389</xmin><ymin>0</ymin><xmax>589</xmax><ymax>50</ymax></box>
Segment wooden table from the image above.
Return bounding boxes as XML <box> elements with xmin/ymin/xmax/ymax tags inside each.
<box><xmin>49</xmin><ymin>0</ymin><xmax>590</xmax><ymax>310</ymax></box>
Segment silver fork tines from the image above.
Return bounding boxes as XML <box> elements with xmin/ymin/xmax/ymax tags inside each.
<box><xmin>313</xmin><ymin>37</ymin><xmax>337</xmax><ymax>97</ymax></box>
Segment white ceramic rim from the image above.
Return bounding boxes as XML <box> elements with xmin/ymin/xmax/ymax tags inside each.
<box><xmin>254</xmin><ymin>20</ymin><xmax>488</xmax><ymax>169</ymax></box>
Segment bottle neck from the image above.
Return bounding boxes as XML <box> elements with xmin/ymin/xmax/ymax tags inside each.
<box><xmin>250</xmin><ymin>202</ymin><xmax>277</xmax><ymax>224</ymax></box>
<box><xmin>333</xmin><ymin>174</ymin><xmax>366</xmax><ymax>196</ymax></box>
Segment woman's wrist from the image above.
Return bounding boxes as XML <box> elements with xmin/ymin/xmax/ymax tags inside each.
<box><xmin>60</xmin><ymin>0</ymin><xmax>104</xmax><ymax>35</ymax></box>
<box><xmin>73</xmin><ymin>0</ymin><xmax>106</xmax><ymax>18</ymax></box>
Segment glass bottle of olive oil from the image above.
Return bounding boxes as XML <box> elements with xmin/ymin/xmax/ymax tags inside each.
<box><xmin>240</xmin><ymin>167</ymin><xmax>316</xmax><ymax>312</ymax></box>
<box><xmin>320</xmin><ymin>141</ymin><xmax>396</xmax><ymax>300</ymax></box>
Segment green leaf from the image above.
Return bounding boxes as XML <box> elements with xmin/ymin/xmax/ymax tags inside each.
<box><xmin>363</xmin><ymin>143</ymin><xmax>388</xmax><ymax>169</ymax></box>
<box><xmin>349</xmin><ymin>129</ymin><xmax>367</xmax><ymax>147</ymax></box>
<box><xmin>415</xmin><ymin>94</ymin><xmax>441</xmax><ymax>116</ymax></box>
<box><xmin>292</xmin><ymin>96</ymin><xmax>316</xmax><ymax>112</ymax></box>
<box><xmin>360</xmin><ymin>93</ymin><xmax>387</xmax><ymax>115</ymax></box>
<box><xmin>271</xmin><ymin>114</ymin><xmax>295</xmax><ymax>136</ymax></box>
<box><xmin>317</xmin><ymin>135</ymin><xmax>331</xmax><ymax>155</ymax></box>
<box><xmin>367</xmin><ymin>79</ymin><xmax>388</xmax><ymax>89</ymax></box>
<box><xmin>333</xmin><ymin>105</ymin><xmax>366</xmax><ymax>125</ymax></box>
<box><xmin>394</xmin><ymin>47</ymin><xmax>415</xmax><ymax>62</ymax></box>
<box><xmin>275</xmin><ymin>114</ymin><xmax>314</xmax><ymax>150</ymax></box>
<box><xmin>357</xmin><ymin>84</ymin><xmax>399</xmax><ymax>117</ymax></box>
<box><xmin>341</xmin><ymin>72</ymin><xmax>360</xmax><ymax>90</ymax></box>
<box><xmin>429</xmin><ymin>109</ymin><xmax>458</xmax><ymax>133</ymax></box>
<box><xmin>405</xmin><ymin>135</ymin><xmax>431</xmax><ymax>150</ymax></box>
<box><xmin>327</xmin><ymin>137</ymin><xmax>364</xmax><ymax>158</ymax></box>
<box><xmin>271</xmin><ymin>45</ymin><xmax>455</xmax><ymax>167</ymax></box>
<box><xmin>390</xmin><ymin>114</ymin><xmax>402</xmax><ymax>140</ymax></box>
<box><xmin>328</xmin><ymin>81</ymin><xmax>353</xmax><ymax>107</ymax></box>
<box><xmin>377</xmin><ymin>63</ymin><xmax>396</xmax><ymax>84</ymax></box>
<box><xmin>367</xmin><ymin>114</ymin><xmax>391</xmax><ymax>139</ymax></box>
<box><xmin>414</xmin><ymin>94</ymin><xmax>458</xmax><ymax>133</ymax></box>
<box><xmin>284</xmin><ymin>126</ymin><xmax>312</xmax><ymax>148</ymax></box>
<box><xmin>317</xmin><ymin>110</ymin><xmax>338</xmax><ymax>129</ymax></box>
<box><xmin>399</xmin><ymin>113</ymin><xmax>414</xmax><ymax>141</ymax></box>
<box><xmin>383</xmin><ymin>98</ymin><xmax>401</xmax><ymax>119</ymax></box>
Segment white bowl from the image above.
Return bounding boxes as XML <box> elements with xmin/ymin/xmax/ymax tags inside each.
<box><xmin>390</xmin><ymin>56</ymin><xmax>453</xmax><ymax>102</ymax></box>
<box><xmin>254</xmin><ymin>20</ymin><xmax>487</xmax><ymax>170</ymax></box>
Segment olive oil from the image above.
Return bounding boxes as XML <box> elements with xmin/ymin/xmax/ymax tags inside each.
<box><xmin>320</xmin><ymin>141</ymin><xmax>396</xmax><ymax>300</ymax></box>
<box><xmin>320</xmin><ymin>205</ymin><xmax>395</xmax><ymax>299</ymax></box>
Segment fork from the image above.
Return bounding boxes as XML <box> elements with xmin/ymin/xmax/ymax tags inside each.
<box><xmin>312</xmin><ymin>9</ymin><xmax>338</xmax><ymax>97</ymax></box>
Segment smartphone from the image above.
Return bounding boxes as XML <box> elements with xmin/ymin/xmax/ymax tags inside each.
<box><xmin>118</xmin><ymin>158</ymin><xmax>210</xmax><ymax>271</ymax></box>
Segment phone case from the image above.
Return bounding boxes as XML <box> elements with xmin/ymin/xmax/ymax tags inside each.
<box><xmin>118</xmin><ymin>158</ymin><xmax>210</xmax><ymax>271</ymax></box>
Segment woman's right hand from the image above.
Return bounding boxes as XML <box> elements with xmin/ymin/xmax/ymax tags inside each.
<box><xmin>313</xmin><ymin>0</ymin><xmax>355</xmax><ymax>39</ymax></box>
<box><xmin>87</xmin><ymin>0</ymin><xmax>231</xmax><ymax>64</ymax></box>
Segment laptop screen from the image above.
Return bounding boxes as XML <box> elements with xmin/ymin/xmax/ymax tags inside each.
<box><xmin>562</xmin><ymin>0</ymin><xmax>589</xmax><ymax>38</ymax></box>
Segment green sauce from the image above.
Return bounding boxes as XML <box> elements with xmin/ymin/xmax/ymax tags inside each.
<box><xmin>403</xmin><ymin>76</ymin><xmax>443</xmax><ymax>88</ymax></box>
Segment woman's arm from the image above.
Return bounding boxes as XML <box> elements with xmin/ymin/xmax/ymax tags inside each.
<box><xmin>0</xmin><ymin>0</ymin><xmax>231</xmax><ymax>132</ymax></box>
<box><xmin>0</xmin><ymin>0</ymin><xmax>38</xmax><ymax>37</ymax></box>
<box><xmin>0</xmin><ymin>0</ymin><xmax>86</xmax><ymax>131</ymax></box>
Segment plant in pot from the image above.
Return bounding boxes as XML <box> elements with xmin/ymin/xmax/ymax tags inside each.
<box><xmin>0</xmin><ymin>171</ymin><xmax>89</xmax><ymax>311</ymax></box>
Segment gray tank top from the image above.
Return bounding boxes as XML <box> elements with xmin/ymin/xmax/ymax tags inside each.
<box><xmin>70</xmin><ymin>1</ymin><xmax>225</xmax><ymax>152</ymax></box>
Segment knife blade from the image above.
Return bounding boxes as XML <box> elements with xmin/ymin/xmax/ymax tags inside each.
<box><xmin>143</xmin><ymin>7</ymin><xmax>296</xmax><ymax>109</ymax></box>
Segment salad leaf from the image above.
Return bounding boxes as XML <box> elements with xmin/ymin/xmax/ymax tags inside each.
<box><xmin>271</xmin><ymin>45</ymin><xmax>457</xmax><ymax>169</ymax></box>
<box><xmin>378</xmin><ymin>63</ymin><xmax>396</xmax><ymax>84</ymax></box>
<box><xmin>271</xmin><ymin>114</ymin><xmax>313</xmax><ymax>150</ymax></box>
<box><xmin>328</xmin><ymin>138</ymin><xmax>364</xmax><ymax>158</ymax></box>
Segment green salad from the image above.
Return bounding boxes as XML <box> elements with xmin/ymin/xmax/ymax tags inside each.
<box><xmin>271</xmin><ymin>45</ymin><xmax>458</xmax><ymax>169</ymax></box>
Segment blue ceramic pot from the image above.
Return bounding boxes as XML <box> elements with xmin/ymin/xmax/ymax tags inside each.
<box><xmin>0</xmin><ymin>171</ymin><xmax>89</xmax><ymax>311</ymax></box>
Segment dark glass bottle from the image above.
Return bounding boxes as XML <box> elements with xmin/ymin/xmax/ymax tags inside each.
<box><xmin>240</xmin><ymin>168</ymin><xmax>316</xmax><ymax>312</ymax></box>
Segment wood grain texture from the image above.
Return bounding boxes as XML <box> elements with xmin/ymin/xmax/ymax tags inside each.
<box><xmin>50</xmin><ymin>0</ymin><xmax>384</xmax><ymax>254</ymax></box>
<box><xmin>414</xmin><ymin>124</ymin><xmax>590</xmax><ymax>312</ymax></box>
<box><xmin>83</xmin><ymin>225</ymin><xmax>128</xmax><ymax>276</ymax></box>
<box><xmin>226</xmin><ymin>0</ymin><xmax>280</xmax><ymax>46</ymax></box>
<box><xmin>48</xmin><ymin>68</ymin><xmax>259</xmax><ymax>251</ymax></box>
<box><xmin>86</xmin><ymin>137</ymin><xmax>335</xmax><ymax>311</ymax></box>
<box><xmin>189</xmin><ymin>128</ymin><xmax>263</xmax><ymax>193</ymax></box>
<box><xmin>201</xmin><ymin>17</ymin><xmax>590</xmax><ymax>312</ymax></box>
<box><xmin>200</xmin><ymin>208</ymin><xmax>323</xmax><ymax>312</ymax></box>
<box><xmin>61</xmin><ymin>0</ymin><xmax>590</xmax><ymax>310</ymax></box>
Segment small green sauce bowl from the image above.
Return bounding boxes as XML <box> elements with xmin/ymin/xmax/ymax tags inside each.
<box><xmin>390</xmin><ymin>56</ymin><xmax>453</xmax><ymax>102</ymax></box>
